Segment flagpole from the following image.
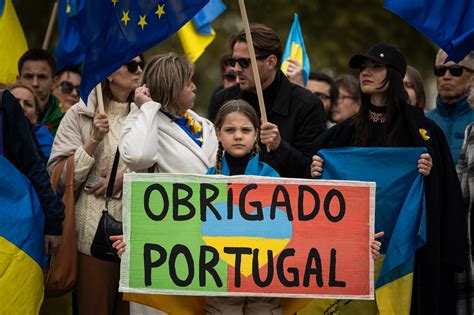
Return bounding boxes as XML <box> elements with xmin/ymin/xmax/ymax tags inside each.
<box><xmin>42</xmin><ymin>0</ymin><xmax>59</xmax><ymax>50</ymax></box>
<box><xmin>95</xmin><ymin>83</ymin><xmax>105</xmax><ymax>114</ymax></box>
<box><xmin>237</xmin><ymin>0</ymin><xmax>267</xmax><ymax>124</ymax></box>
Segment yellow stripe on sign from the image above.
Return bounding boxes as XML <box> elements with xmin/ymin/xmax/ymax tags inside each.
<box><xmin>0</xmin><ymin>237</ymin><xmax>44</xmax><ymax>314</ymax></box>
<box><xmin>202</xmin><ymin>236</ymin><xmax>290</xmax><ymax>277</ymax></box>
<box><xmin>281</xmin><ymin>42</ymin><xmax>303</xmax><ymax>76</ymax></box>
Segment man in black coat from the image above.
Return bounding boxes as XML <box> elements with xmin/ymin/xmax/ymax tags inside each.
<box><xmin>0</xmin><ymin>89</ymin><xmax>64</xmax><ymax>254</ymax></box>
<box><xmin>208</xmin><ymin>23</ymin><xmax>326</xmax><ymax>178</ymax></box>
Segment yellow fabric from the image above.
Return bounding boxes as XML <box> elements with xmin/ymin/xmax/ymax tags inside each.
<box><xmin>281</xmin><ymin>42</ymin><xmax>303</xmax><ymax>77</ymax></box>
<box><xmin>0</xmin><ymin>237</ymin><xmax>44</xmax><ymax>314</ymax></box>
<box><xmin>183</xmin><ymin>111</ymin><xmax>204</xmax><ymax>143</ymax></box>
<box><xmin>178</xmin><ymin>21</ymin><xmax>215</xmax><ymax>63</ymax></box>
<box><xmin>0</xmin><ymin>0</ymin><xmax>28</xmax><ymax>84</ymax></box>
<box><xmin>376</xmin><ymin>273</ymin><xmax>413</xmax><ymax>315</ymax></box>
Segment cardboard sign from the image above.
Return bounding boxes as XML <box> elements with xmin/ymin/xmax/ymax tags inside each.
<box><xmin>120</xmin><ymin>174</ymin><xmax>375</xmax><ymax>300</ymax></box>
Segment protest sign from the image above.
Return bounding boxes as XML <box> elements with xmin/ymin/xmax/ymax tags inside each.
<box><xmin>120</xmin><ymin>174</ymin><xmax>375</xmax><ymax>299</ymax></box>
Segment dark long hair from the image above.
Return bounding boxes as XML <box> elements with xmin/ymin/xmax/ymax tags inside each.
<box><xmin>352</xmin><ymin>66</ymin><xmax>409</xmax><ymax>146</ymax></box>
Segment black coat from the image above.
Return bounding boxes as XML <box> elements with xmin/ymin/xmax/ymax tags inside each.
<box><xmin>311</xmin><ymin>104</ymin><xmax>468</xmax><ymax>314</ymax></box>
<box><xmin>208</xmin><ymin>70</ymin><xmax>327</xmax><ymax>178</ymax></box>
<box><xmin>0</xmin><ymin>90</ymin><xmax>64</xmax><ymax>235</ymax></box>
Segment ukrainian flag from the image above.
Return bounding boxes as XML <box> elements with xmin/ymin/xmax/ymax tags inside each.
<box><xmin>281</xmin><ymin>14</ymin><xmax>310</xmax><ymax>85</ymax></box>
<box><xmin>298</xmin><ymin>147</ymin><xmax>426</xmax><ymax>314</ymax></box>
<box><xmin>178</xmin><ymin>0</ymin><xmax>226</xmax><ymax>63</ymax></box>
<box><xmin>0</xmin><ymin>155</ymin><xmax>45</xmax><ymax>313</ymax></box>
<box><xmin>0</xmin><ymin>0</ymin><xmax>28</xmax><ymax>84</ymax></box>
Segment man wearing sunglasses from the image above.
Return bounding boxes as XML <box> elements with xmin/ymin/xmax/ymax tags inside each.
<box><xmin>53</xmin><ymin>65</ymin><xmax>82</xmax><ymax>113</ymax></box>
<box><xmin>17</xmin><ymin>48</ymin><xmax>64</xmax><ymax>136</ymax></box>
<box><xmin>427</xmin><ymin>50</ymin><xmax>474</xmax><ymax>164</ymax></box>
<box><xmin>209</xmin><ymin>24</ymin><xmax>326</xmax><ymax>178</ymax></box>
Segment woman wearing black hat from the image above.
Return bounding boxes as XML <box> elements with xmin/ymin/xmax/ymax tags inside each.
<box><xmin>308</xmin><ymin>43</ymin><xmax>467</xmax><ymax>314</ymax></box>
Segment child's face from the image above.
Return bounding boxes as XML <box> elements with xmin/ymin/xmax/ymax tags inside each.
<box><xmin>218</xmin><ymin>112</ymin><xmax>257</xmax><ymax>158</ymax></box>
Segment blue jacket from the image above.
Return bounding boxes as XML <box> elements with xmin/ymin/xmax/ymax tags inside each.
<box><xmin>34</xmin><ymin>123</ymin><xmax>54</xmax><ymax>160</ymax></box>
<box><xmin>427</xmin><ymin>96</ymin><xmax>474</xmax><ymax>164</ymax></box>
<box><xmin>207</xmin><ymin>153</ymin><xmax>280</xmax><ymax>177</ymax></box>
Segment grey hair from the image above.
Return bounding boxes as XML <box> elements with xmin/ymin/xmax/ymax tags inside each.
<box><xmin>436</xmin><ymin>49</ymin><xmax>474</xmax><ymax>67</ymax></box>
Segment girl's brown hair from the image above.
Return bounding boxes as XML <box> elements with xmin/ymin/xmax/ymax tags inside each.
<box><xmin>214</xmin><ymin>99</ymin><xmax>260</xmax><ymax>174</ymax></box>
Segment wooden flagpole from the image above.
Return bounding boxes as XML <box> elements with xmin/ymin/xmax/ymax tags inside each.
<box><xmin>95</xmin><ymin>83</ymin><xmax>105</xmax><ymax>113</ymax></box>
<box><xmin>237</xmin><ymin>0</ymin><xmax>268</xmax><ymax>124</ymax></box>
<box><xmin>42</xmin><ymin>0</ymin><xmax>59</xmax><ymax>50</ymax></box>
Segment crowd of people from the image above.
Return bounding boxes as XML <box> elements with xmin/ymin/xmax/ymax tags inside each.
<box><xmin>1</xmin><ymin>22</ymin><xmax>473</xmax><ymax>315</ymax></box>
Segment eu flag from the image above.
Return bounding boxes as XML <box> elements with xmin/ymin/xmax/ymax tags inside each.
<box><xmin>54</xmin><ymin>0</ymin><xmax>84</xmax><ymax>72</ymax></box>
<box><xmin>384</xmin><ymin>0</ymin><xmax>474</xmax><ymax>62</ymax></box>
<box><xmin>72</xmin><ymin>0</ymin><xmax>209</xmax><ymax>101</ymax></box>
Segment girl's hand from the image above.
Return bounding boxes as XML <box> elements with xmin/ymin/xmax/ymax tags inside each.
<box><xmin>110</xmin><ymin>235</ymin><xmax>126</xmax><ymax>258</ymax></box>
<box><xmin>370</xmin><ymin>231</ymin><xmax>384</xmax><ymax>259</ymax></box>
<box><xmin>134</xmin><ymin>84</ymin><xmax>152</xmax><ymax>108</ymax></box>
<box><xmin>310</xmin><ymin>155</ymin><xmax>324</xmax><ymax>178</ymax></box>
<box><xmin>418</xmin><ymin>153</ymin><xmax>433</xmax><ymax>176</ymax></box>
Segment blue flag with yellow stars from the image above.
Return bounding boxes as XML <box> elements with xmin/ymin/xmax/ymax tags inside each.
<box><xmin>72</xmin><ymin>0</ymin><xmax>209</xmax><ymax>101</ymax></box>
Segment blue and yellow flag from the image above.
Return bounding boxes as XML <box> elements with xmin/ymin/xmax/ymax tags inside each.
<box><xmin>0</xmin><ymin>0</ymin><xmax>28</xmax><ymax>84</ymax></box>
<box><xmin>281</xmin><ymin>13</ymin><xmax>310</xmax><ymax>85</ymax></box>
<box><xmin>299</xmin><ymin>147</ymin><xmax>427</xmax><ymax>314</ymax></box>
<box><xmin>384</xmin><ymin>0</ymin><xmax>474</xmax><ymax>62</ymax></box>
<box><xmin>71</xmin><ymin>0</ymin><xmax>209</xmax><ymax>101</ymax></box>
<box><xmin>54</xmin><ymin>0</ymin><xmax>84</xmax><ymax>71</ymax></box>
<box><xmin>178</xmin><ymin>0</ymin><xmax>226</xmax><ymax>63</ymax></box>
<box><xmin>0</xmin><ymin>156</ymin><xmax>45</xmax><ymax>313</ymax></box>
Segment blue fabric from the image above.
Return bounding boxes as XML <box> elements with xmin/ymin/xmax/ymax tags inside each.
<box><xmin>72</xmin><ymin>0</ymin><xmax>209</xmax><ymax>100</ymax></box>
<box><xmin>427</xmin><ymin>96</ymin><xmax>474</xmax><ymax>164</ymax></box>
<box><xmin>0</xmin><ymin>0</ymin><xmax>5</xmax><ymax>15</ymax></box>
<box><xmin>54</xmin><ymin>0</ymin><xmax>84</xmax><ymax>71</ymax></box>
<box><xmin>192</xmin><ymin>0</ymin><xmax>226</xmax><ymax>35</ymax></box>
<box><xmin>34</xmin><ymin>124</ymin><xmax>53</xmax><ymax>160</ymax></box>
<box><xmin>207</xmin><ymin>153</ymin><xmax>280</xmax><ymax>177</ymax></box>
<box><xmin>318</xmin><ymin>147</ymin><xmax>427</xmax><ymax>288</ymax></box>
<box><xmin>0</xmin><ymin>155</ymin><xmax>45</xmax><ymax>268</ymax></box>
<box><xmin>384</xmin><ymin>0</ymin><xmax>474</xmax><ymax>62</ymax></box>
<box><xmin>162</xmin><ymin>111</ymin><xmax>203</xmax><ymax>147</ymax></box>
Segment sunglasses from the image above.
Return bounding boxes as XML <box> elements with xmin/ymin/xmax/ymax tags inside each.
<box><xmin>126</xmin><ymin>60</ymin><xmax>145</xmax><ymax>73</ymax></box>
<box><xmin>59</xmin><ymin>81</ymin><xmax>80</xmax><ymax>96</ymax></box>
<box><xmin>227</xmin><ymin>53</ymin><xmax>272</xmax><ymax>69</ymax></box>
<box><xmin>433</xmin><ymin>65</ymin><xmax>473</xmax><ymax>77</ymax></box>
<box><xmin>223</xmin><ymin>71</ymin><xmax>237</xmax><ymax>81</ymax></box>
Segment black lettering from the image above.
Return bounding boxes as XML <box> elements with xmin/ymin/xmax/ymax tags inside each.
<box><xmin>324</xmin><ymin>189</ymin><xmax>346</xmax><ymax>222</ymax></box>
<box><xmin>252</xmin><ymin>249</ymin><xmax>274</xmax><ymax>287</ymax></box>
<box><xmin>200</xmin><ymin>184</ymin><xmax>221</xmax><ymax>222</ymax></box>
<box><xmin>239</xmin><ymin>184</ymin><xmax>263</xmax><ymax>221</ymax></box>
<box><xmin>227</xmin><ymin>187</ymin><xmax>234</xmax><ymax>220</ymax></box>
<box><xmin>169</xmin><ymin>244</ymin><xmax>194</xmax><ymax>287</ymax></box>
<box><xmin>173</xmin><ymin>184</ymin><xmax>196</xmax><ymax>221</ymax></box>
<box><xmin>329</xmin><ymin>248</ymin><xmax>346</xmax><ymax>287</ymax></box>
<box><xmin>199</xmin><ymin>246</ymin><xmax>223</xmax><ymax>287</ymax></box>
<box><xmin>298</xmin><ymin>185</ymin><xmax>320</xmax><ymax>221</ymax></box>
<box><xmin>143</xmin><ymin>243</ymin><xmax>167</xmax><ymax>286</ymax></box>
<box><xmin>276</xmin><ymin>248</ymin><xmax>299</xmax><ymax>287</ymax></box>
<box><xmin>224</xmin><ymin>247</ymin><xmax>252</xmax><ymax>287</ymax></box>
<box><xmin>144</xmin><ymin>184</ymin><xmax>169</xmax><ymax>221</ymax></box>
<box><xmin>270</xmin><ymin>185</ymin><xmax>293</xmax><ymax>221</ymax></box>
<box><xmin>303</xmin><ymin>248</ymin><xmax>323</xmax><ymax>287</ymax></box>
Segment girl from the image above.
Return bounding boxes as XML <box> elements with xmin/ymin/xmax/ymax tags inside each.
<box><xmin>309</xmin><ymin>43</ymin><xmax>466</xmax><ymax>315</ymax></box>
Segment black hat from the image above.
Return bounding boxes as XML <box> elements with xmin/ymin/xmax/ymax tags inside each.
<box><xmin>349</xmin><ymin>43</ymin><xmax>407</xmax><ymax>77</ymax></box>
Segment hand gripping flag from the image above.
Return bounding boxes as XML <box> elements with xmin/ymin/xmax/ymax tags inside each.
<box><xmin>71</xmin><ymin>0</ymin><xmax>209</xmax><ymax>102</ymax></box>
<box><xmin>0</xmin><ymin>0</ymin><xmax>28</xmax><ymax>84</ymax></box>
<box><xmin>281</xmin><ymin>14</ymin><xmax>311</xmax><ymax>85</ymax></box>
<box><xmin>178</xmin><ymin>0</ymin><xmax>226</xmax><ymax>63</ymax></box>
<box><xmin>384</xmin><ymin>0</ymin><xmax>474</xmax><ymax>62</ymax></box>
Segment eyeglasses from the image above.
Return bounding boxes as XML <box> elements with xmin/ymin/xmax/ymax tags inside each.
<box><xmin>314</xmin><ymin>92</ymin><xmax>331</xmax><ymax>102</ymax></box>
<box><xmin>227</xmin><ymin>53</ymin><xmax>272</xmax><ymax>69</ymax></box>
<box><xmin>433</xmin><ymin>65</ymin><xmax>473</xmax><ymax>77</ymax></box>
<box><xmin>126</xmin><ymin>60</ymin><xmax>145</xmax><ymax>73</ymax></box>
<box><xmin>59</xmin><ymin>81</ymin><xmax>80</xmax><ymax>96</ymax></box>
<box><xmin>223</xmin><ymin>71</ymin><xmax>237</xmax><ymax>82</ymax></box>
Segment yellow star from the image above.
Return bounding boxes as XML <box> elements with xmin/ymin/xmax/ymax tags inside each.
<box><xmin>111</xmin><ymin>0</ymin><xmax>118</xmax><ymax>7</ymax></box>
<box><xmin>138</xmin><ymin>15</ymin><xmax>147</xmax><ymax>30</ymax></box>
<box><xmin>121</xmin><ymin>10</ymin><xmax>130</xmax><ymax>26</ymax></box>
<box><xmin>155</xmin><ymin>4</ymin><xmax>165</xmax><ymax>19</ymax></box>
<box><xmin>66</xmin><ymin>4</ymin><xmax>71</xmax><ymax>14</ymax></box>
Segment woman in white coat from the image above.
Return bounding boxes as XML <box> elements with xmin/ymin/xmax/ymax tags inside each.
<box><xmin>120</xmin><ymin>52</ymin><xmax>218</xmax><ymax>174</ymax></box>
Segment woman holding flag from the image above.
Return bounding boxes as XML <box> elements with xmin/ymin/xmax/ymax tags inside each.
<box><xmin>309</xmin><ymin>43</ymin><xmax>467</xmax><ymax>314</ymax></box>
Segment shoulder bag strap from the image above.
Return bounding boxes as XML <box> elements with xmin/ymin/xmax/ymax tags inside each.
<box><xmin>105</xmin><ymin>147</ymin><xmax>121</xmax><ymax>200</ymax></box>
